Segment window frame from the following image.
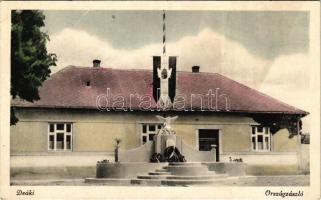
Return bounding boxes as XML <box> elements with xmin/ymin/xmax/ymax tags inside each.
<box><xmin>251</xmin><ymin>126</ymin><xmax>271</xmax><ymax>152</ymax></box>
<box><xmin>48</xmin><ymin>123</ymin><xmax>73</xmax><ymax>152</ymax></box>
<box><xmin>141</xmin><ymin>123</ymin><xmax>162</xmax><ymax>145</ymax></box>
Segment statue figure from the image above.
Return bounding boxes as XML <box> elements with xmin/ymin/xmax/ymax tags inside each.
<box><xmin>156</xmin><ymin>115</ymin><xmax>178</xmax><ymax>135</ymax></box>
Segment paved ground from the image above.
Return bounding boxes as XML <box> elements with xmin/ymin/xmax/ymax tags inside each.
<box><xmin>11</xmin><ymin>175</ymin><xmax>309</xmax><ymax>186</ymax></box>
<box><xmin>208</xmin><ymin>175</ymin><xmax>310</xmax><ymax>186</ymax></box>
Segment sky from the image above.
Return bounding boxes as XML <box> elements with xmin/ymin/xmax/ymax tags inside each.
<box><xmin>43</xmin><ymin>10</ymin><xmax>311</xmax><ymax>131</ymax></box>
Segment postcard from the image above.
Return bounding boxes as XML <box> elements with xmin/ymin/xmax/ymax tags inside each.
<box><xmin>0</xmin><ymin>1</ymin><xmax>320</xmax><ymax>199</ymax></box>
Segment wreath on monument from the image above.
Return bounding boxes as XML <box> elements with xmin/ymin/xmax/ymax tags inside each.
<box><xmin>150</xmin><ymin>147</ymin><xmax>186</xmax><ymax>163</ymax></box>
<box><xmin>150</xmin><ymin>153</ymin><xmax>165</xmax><ymax>162</ymax></box>
<box><xmin>163</xmin><ymin>146</ymin><xmax>186</xmax><ymax>162</ymax></box>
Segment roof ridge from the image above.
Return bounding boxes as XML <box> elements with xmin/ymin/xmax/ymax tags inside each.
<box><xmin>56</xmin><ymin>65</ymin><xmax>224</xmax><ymax>75</ymax></box>
<box><xmin>61</xmin><ymin>66</ymin><xmax>150</xmax><ymax>73</ymax></box>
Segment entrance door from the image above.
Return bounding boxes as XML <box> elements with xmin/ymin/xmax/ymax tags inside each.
<box><xmin>198</xmin><ymin>129</ymin><xmax>219</xmax><ymax>161</ymax></box>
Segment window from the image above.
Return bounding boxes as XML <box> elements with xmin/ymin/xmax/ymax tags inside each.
<box><xmin>141</xmin><ymin>124</ymin><xmax>162</xmax><ymax>145</ymax></box>
<box><xmin>251</xmin><ymin>126</ymin><xmax>271</xmax><ymax>151</ymax></box>
<box><xmin>48</xmin><ymin>123</ymin><xmax>73</xmax><ymax>151</ymax></box>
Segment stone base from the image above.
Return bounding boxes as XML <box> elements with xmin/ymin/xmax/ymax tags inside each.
<box><xmin>86</xmin><ymin>162</ymin><xmax>241</xmax><ymax>186</ymax></box>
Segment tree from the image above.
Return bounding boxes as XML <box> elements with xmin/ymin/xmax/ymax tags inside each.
<box><xmin>11</xmin><ymin>10</ymin><xmax>57</xmax><ymax>125</ymax></box>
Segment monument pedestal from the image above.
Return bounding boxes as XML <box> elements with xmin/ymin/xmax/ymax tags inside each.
<box><xmin>154</xmin><ymin>134</ymin><xmax>177</xmax><ymax>154</ymax></box>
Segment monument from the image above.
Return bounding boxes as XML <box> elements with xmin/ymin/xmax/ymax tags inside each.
<box><xmin>88</xmin><ymin>114</ymin><xmax>236</xmax><ymax>186</ymax></box>
<box><xmin>150</xmin><ymin>115</ymin><xmax>186</xmax><ymax>163</ymax></box>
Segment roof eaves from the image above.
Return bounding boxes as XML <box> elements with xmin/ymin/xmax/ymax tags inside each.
<box><xmin>11</xmin><ymin>104</ymin><xmax>308</xmax><ymax>116</ymax></box>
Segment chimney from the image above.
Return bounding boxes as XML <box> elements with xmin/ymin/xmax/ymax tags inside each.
<box><xmin>192</xmin><ymin>66</ymin><xmax>200</xmax><ymax>73</ymax></box>
<box><xmin>93</xmin><ymin>59</ymin><xmax>101</xmax><ymax>68</ymax></box>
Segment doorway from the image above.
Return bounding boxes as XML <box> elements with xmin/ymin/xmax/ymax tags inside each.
<box><xmin>198</xmin><ymin>129</ymin><xmax>219</xmax><ymax>161</ymax></box>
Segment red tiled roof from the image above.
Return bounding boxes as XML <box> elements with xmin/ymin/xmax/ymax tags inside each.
<box><xmin>11</xmin><ymin>66</ymin><xmax>308</xmax><ymax>115</ymax></box>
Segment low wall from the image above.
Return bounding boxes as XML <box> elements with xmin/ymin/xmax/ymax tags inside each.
<box><xmin>203</xmin><ymin>162</ymin><xmax>301</xmax><ymax>176</ymax></box>
<box><xmin>119</xmin><ymin>142</ymin><xmax>153</xmax><ymax>162</ymax></box>
<box><xmin>180</xmin><ymin>142</ymin><xmax>216</xmax><ymax>162</ymax></box>
<box><xmin>220</xmin><ymin>152</ymin><xmax>299</xmax><ymax>165</ymax></box>
<box><xmin>246</xmin><ymin>164</ymin><xmax>301</xmax><ymax>175</ymax></box>
<box><xmin>11</xmin><ymin>152</ymin><xmax>114</xmax><ymax>167</ymax></box>
<box><xmin>11</xmin><ymin>166</ymin><xmax>96</xmax><ymax>180</ymax></box>
<box><xmin>94</xmin><ymin>163</ymin><xmax>167</xmax><ymax>178</ymax></box>
<box><xmin>219</xmin><ymin>152</ymin><xmax>302</xmax><ymax>175</ymax></box>
<box><xmin>203</xmin><ymin>162</ymin><xmax>246</xmax><ymax>176</ymax></box>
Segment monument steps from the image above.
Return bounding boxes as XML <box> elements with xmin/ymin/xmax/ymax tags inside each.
<box><xmin>163</xmin><ymin>165</ymin><xmax>210</xmax><ymax>170</ymax></box>
<box><xmin>137</xmin><ymin>174</ymin><xmax>170</xmax><ymax>179</ymax></box>
<box><xmin>130</xmin><ymin>178</ymin><xmax>230</xmax><ymax>186</ymax></box>
<box><xmin>148</xmin><ymin>171</ymin><xmax>172</xmax><ymax>175</ymax></box>
<box><xmin>133</xmin><ymin>162</ymin><xmax>229</xmax><ymax>185</ymax></box>
<box><xmin>163</xmin><ymin>179</ymin><xmax>224</xmax><ymax>186</ymax></box>
<box><xmin>155</xmin><ymin>169</ymin><xmax>169</xmax><ymax>172</ymax></box>
<box><xmin>137</xmin><ymin>174</ymin><xmax>227</xmax><ymax>180</ymax></box>
<box><xmin>166</xmin><ymin>174</ymin><xmax>227</xmax><ymax>180</ymax></box>
<box><xmin>162</xmin><ymin>165</ymin><xmax>210</xmax><ymax>175</ymax></box>
<box><xmin>168</xmin><ymin>162</ymin><xmax>204</xmax><ymax>166</ymax></box>
<box><xmin>130</xmin><ymin>179</ymin><xmax>163</xmax><ymax>186</ymax></box>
